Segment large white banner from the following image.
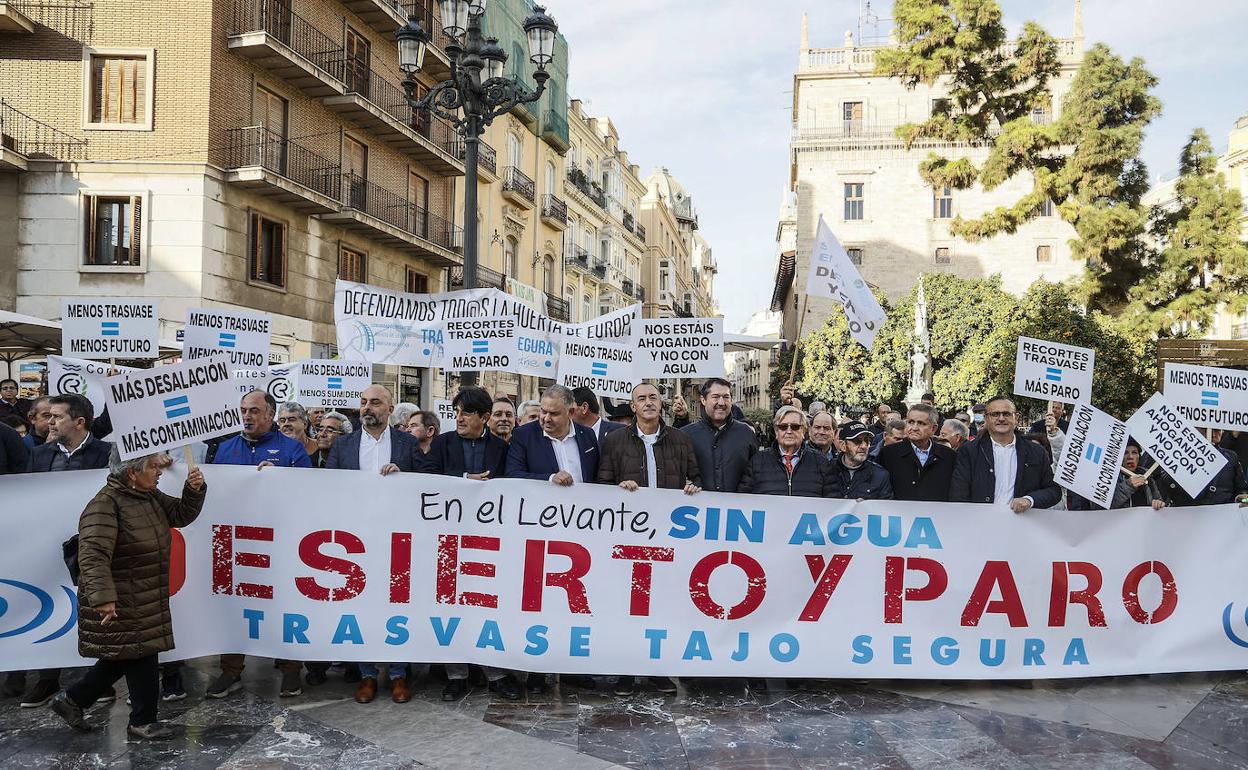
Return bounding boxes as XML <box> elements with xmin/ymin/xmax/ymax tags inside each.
<box><xmin>637</xmin><ymin>318</ymin><xmax>725</xmax><ymax>379</ymax></box>
<box><xmin>1055</xmin><ymin>403</ymin><xmax>1130</xmax><ymax>509</ymax></box>
<box><xmin>4</xmin><ymin>466</ymin><xmax>1248</xmax><ymax>680</ymax></box>
<box><xmin>183</xmin><ymin>308</ymin><xmax>272</xmax><ymax>371</ymax></box>
<box><xmin>60</xmin><ymin>299</ymin><xmax>159</xmax><ymax>360</ymax></box>
<box><xmin>1013</xmin><ymin>336</ymin><xmax>1095</xmax><ymax>404</ymax></box>
<box><xmin>1126</xmin><ymin>393</ymin><xmax>1228</xmax><ymax>498</ymax></box>
<box><xmin>104</xmin><ymin>355</ymin><xmax>242</xmax><ymax>460</ymax></box>
<box><xmin>1163</xmin><ymin>362</ymin><xmax>1248</xmax><ymax>431</ymax></box>
<box><xmin>804</xmin><ymin>215</ymin><xmax>886</xmax><ymax>349</ymax></box>
<box><xmin>47</xmin><ymin>355</ymin><xmax>138</xmax><ymax>417</ymax></box>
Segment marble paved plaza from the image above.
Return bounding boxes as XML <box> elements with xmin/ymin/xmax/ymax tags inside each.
<box><xmin>3</xmin><ymin>659</ymin><xmax>1248</xmax><ymax>768</ymax></box>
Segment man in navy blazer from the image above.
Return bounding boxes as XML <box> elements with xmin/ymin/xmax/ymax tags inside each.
<box><xmin>418</xmin><ymin>385</ymin><xmax>508</xmax><ymax>480</ymax></box>
<box><xmin>572</xmin><ymin>386</ymin><xmax>624</xmax><ymax>442</ymax></box>
<box><xmin>327</xmin><ymin>385</ymin><xmax>422</xmax><ymax>474</ymax></box>
<box><xmin>507</xmin><ymin>385</ymin><xmax>599</xmax><ymax>483</ymax></box>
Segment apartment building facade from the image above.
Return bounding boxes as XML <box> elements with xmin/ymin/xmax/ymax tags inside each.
<box><xmin>642</xmin><ymin>167</ymin><xmax>718</xmax><ymax>320</ymax></box>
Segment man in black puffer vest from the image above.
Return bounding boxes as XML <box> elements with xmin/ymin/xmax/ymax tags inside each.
<box><xmin>738</xmin><ymin>406</ymin><xmax>833</xmax><ymax>497</ymax></box>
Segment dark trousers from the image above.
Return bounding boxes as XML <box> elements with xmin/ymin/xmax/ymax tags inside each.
<box><xmin>219</xmin><ymin>654</ymin><xmax>301</xmax><ymax>675</ymax></box>
<box><xmin>66</xmin><ymin>654</ymin><xmax>159</xmax><ymax>727</ymax></box>
<box><xmin>38</xmin><ymin>667</ymin><xmax>61</xmax><ymax>682</ymax></box>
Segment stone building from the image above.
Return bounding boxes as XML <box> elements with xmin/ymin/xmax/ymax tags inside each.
<box><xmin>642</xmin><ymin>166</ymin><xmax>716</xmax><ymax>319</ymax></box>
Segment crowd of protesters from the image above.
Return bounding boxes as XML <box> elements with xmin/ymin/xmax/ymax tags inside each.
<box><xmin>2</xmin><ymin>374</ymin><xmax>1248</xmax><ymax>738</ymax></box>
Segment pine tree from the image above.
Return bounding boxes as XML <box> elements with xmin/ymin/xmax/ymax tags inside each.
<box><xmin>1126</xmin><ymin>129</ymin><xmax>1248</xmax><ymax>336</ymax></box>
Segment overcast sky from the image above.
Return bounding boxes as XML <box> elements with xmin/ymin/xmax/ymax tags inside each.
<box><xmin>551</xmin><ymin>1</ymin><xmax>1248</xmax><ymax>332</ymax></box>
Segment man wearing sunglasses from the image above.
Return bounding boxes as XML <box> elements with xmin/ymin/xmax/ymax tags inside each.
<box><xmin>738</xmin><ymin>406</ymin><xmax>833</xmax><ymax>497</ymax></box>
<box><xmin>950</xmin><ymin>396</ymin><xmax>1061</xmax><ymax>511</ymax></box>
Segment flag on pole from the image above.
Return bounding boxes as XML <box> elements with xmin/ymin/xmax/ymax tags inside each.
<box><xmin>804</xmin><ymin>215</ymin><xmax>886</xmax><ymax>349</ymax></box>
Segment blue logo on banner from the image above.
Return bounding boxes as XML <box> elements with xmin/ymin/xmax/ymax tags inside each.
<box><xmin>218</xmin><ymin>332</ymin><xmax>237</xmax><ymax>348</ymax></box>
<box><xmin>1084</xmin><ymin>444</ymin><xmax>1103</xmax><ymax>464</ymax></box>
<box><xmin>591</xmin><ymin>361</ymin><xmax>609</xmax><ymax>377</ymax></box>
<box><xmin>1044</xmin><ymin>366</ymin><xmax>1063</xmax><ymax>382</ymax></box>
<box><xmin>1202</xmin><ymin>390</ymin><xmax>1220</xmax><ymax>407</ymax></box>
<box><xmin>164</xmin><ymin>395</ymin><xmax>191</xmax><ymax>419</ymax></box>
<box><xmin>471</xmin><ymin>340</ymin><xmax>489</xmax><ymax>354</ymax></box>
<box><xmin>327</xmin><ymin>377</ymin><xmax>343</xmax><ymax>391</ymax></box>
<box><xmin>100</xmin><ymin>321</ymin><xmax>120</xmax><ymax>337</ymax></box>
<box><xmin>0</xmin><ymin>579</ymin><xmax>78</xmax><ymax>644</ymax></box>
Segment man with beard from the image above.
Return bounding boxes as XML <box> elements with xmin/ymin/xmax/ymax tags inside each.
<box><xmin>829</xmin><ymin>422</ymin><xmax>894</xmax><ymax>500</ymax></box>
<box><xmin>681</xmin><ymin>378</ymin><xmax>756</xmax><ymax>493</ymax></box>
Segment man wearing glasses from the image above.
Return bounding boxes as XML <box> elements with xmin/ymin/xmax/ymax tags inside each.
<box><xmin>310</xmin><ymin>411</ymin><xmax>351</xmax><ymax>468</ymax></box>
<box><xmin>877</xmin><ymin>403</ymin><xmax>956</xmax><ymax>501</ymax></box>
<box><xmin>738</xmin><ymin>406</ymin><xmax>833</xmax><ymax>497</ymax></box>
<box><xmin>950</xmin><ymin>396</ymin><xmax>1061</xmax><ymax>511</ymax></box>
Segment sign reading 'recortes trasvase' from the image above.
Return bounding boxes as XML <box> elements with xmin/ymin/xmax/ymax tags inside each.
<box><xmin>60</xmin><ymin>299</ymin><xmax>159</xmax><ymax>360</ymax></box>
<box><xmin>183</xmin><ymin>308</ymin><xmax>272</xmax><ymax>371</ymax></box>
<box><xmin>1162</xmin><ymin>362</ymin><xmax>1248</xmax><ymax>431</ymax></box>
<box><xmin>636</xmin><ymin>318</ymin><xmax>724</xmax><ymax>378</ymax></box>
<box><xmin>1012</xmin><ymin>336</ymin><xmax>1095</xmax><ymax>403</ymax></box>
<box><xmin>104</xmin><ymin>354</ymin><xmax>242</xmax><ymax>460</ymax></box>
<box><xmin>296</xmin><ymin>360</ymin><xmax>372</xmax><ymax>408</ymax></box>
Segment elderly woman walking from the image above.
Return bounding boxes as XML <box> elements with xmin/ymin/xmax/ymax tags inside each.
<box><xmin>50</xmin><ymin>447</ymin><xmax>206</xmax><ymax>739</ymax></box>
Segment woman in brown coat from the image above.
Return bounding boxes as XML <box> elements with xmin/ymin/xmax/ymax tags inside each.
<box><xmin>50</xmin><ymin>447</ymin><xmax>205</xmax><ymax>740</ymax></box>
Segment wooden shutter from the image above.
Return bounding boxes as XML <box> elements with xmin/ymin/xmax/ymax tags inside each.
<box><xmin>274</xmin><ymin>222</ymin><xmax>285</xmax><ymax>285</ymax></box>
<box><xmin>92</xmin><ymin>56</ymin><xmax>145</xmax><ymax>124</ymax></box>
<box><xmin>85</xmin><ymin>195</ymin><xmax>98</xmax><ymax>265</ymax></box>
<box><xmin>129</xmin><ymin>196</ymin><xmax>142</xmax><ymax>266</ymax></box>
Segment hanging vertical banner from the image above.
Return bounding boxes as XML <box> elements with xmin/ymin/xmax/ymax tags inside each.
<box><xmin>47</xmin><ymin>355</ymin><xmax>138</xmax><ymax>416</ymax></box>
<box><xmin>637</xmin><ymin>318</ymin><xmax>725</xmax><ymax>378</ymax></box>
<box><xmin>296</xmin><ymin>360</ymin><xmax>372</xmax><ymax>408</ymax></box>
<box><xmin>1126</xmin><ymin>393</ymin><xmax>1228</xmax><ymax>499</ymax></box>
<box><xmin>505</xmin><ymin>277</ymin><xmax>548</xmax><ymax>315</ymax></box>
<box><xmin>183</xmin><ymin>308</ymin><xmax>272</xmax><ymax>371</ymax></box>
<box><xmin>558</xmin><ymin>338</ymin><xmax>638</xmax><ymax>399</ymax></box>
<box><xmin>60</xmin><ymin>299</ymin><xmax>159</xmax><ymax>360</ymax></box>
<box><xmin>1162</xmin><ymin>362</ymin><xmax>1248</xmax><ymax>431</ymax></box>
<box><xmin>1013</xmin><ymin>336</ymin><xmax>1095</xmax><ymax>404</ymax></box>
<box><xmin>1054</xmin><ymin>403</ymin><xmax>1131</xmax><ymax>509</ymax></box>
<box><xmin>804</xmin><ymin>215</ymin><xmax>886</xmax><ymax>349</ymax></box>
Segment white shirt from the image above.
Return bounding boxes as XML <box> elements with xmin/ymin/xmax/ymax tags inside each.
<box><xmin>590</xmin><ymin>417</ymin><xmax>604</xmax><ymax>437</ymax></box>
<box><xmin>638</xmin><ymin>427</ymin><xmax>659</xmax><ymax>488</ymax></box>
<box><xmin>545</xmin><ymin>428</ymin><xmax>583</xmax><ymax>483</ymax></box>
<box><xmin>991</xmin><ymin>437</ymin><xmax>1017</xmax><ymax>507</ymax></box>
<box><xmin>358</xmin><ymin>427</ymin><xmax>391</xmax><ymax>474</ymax></box>
<box><xmin>779</xmin><ymin>448</ymin><xmax>802</xmax><ymax>472</ymax></box>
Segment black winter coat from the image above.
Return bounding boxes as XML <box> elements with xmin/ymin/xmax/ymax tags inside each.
<box><xmin>738</xmin><ymin>447</ymin><xmax>833</xmax><ymax>497</ymax></box>
<box><xmin>950</xmin><ymin>434</ymin><xmax>1062</xmax><ymax>508</ymax></box>
<box><xmin>828</xmin><ymin>457</ymin><xmax>895</xmax><ymax>500</ymax></box>
<box><xmin>682</xmin><ymin>418</ymin><xmax>758</xmax><ymax>493</ymax></box>
<box><xmin>1154</xmin><ymin>448</ymin><xmax>1247</xmax><ymax>506</ymax></box>
<box><xmin>876</xmin><ymin>440</ymin><xmax>956</xmax><ymax>502</ymax></box>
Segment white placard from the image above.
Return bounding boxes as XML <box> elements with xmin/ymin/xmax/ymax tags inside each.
<box><xmin>441</xmin><ymin>315</ymin><xmax>518</xmax><ymax>372</ymax></box>
<box><xmin>636</xmin><ymin>318</ymin><xmax>725</xmax><ymax>378</ymax></box>
<box><xmin>505</xmin><ymin>277</ymin><xmax>548</xmax><ymax>314</ymax></box>
<box><xmin>104</xmin><ymin>354</ymin><xmax>242</xmax><ymax>460</ymax></box>
<box><xmin>296</xmin><ymin>360</ymin><xmax>372</xmax><ymax>408</ymax></box>
<box><xmin>232</xmin><ymin>364</ymin><xmax>297</xmax><ymax>402</ymax></box>
<box><xmin>1012</xmin><ymin>336</ymin><xmax>1095</xmax><ymax>404</ymax></box>
<box><xmin>1162</xmin><ymin>362</ymin><xmax>1248</xmax><ymax>431</ymax></box>
<box><xmin>1054</xmin><ymin>403</ymin><xmax>1131</xmax><ymax>509</ymax></box>
<box><xmin>60</xmin><ymin>299</ymin><xmax>159</xmax><ymax>360</ymax></box>
<box><xmin>434</xmin><ymin>398</ymin><xmax>456</xmax><ymax>434</ymax></box>
<box><xmin>804</xmin><ymin>215</ymin><xmax>886</xmax><ymax>349</ymax></box>
<box><xmin>557</xmin><ymin>337</ymin><xmax>637</xmax><ymax>399</ymax></box>
<box><xmin>1126</xmin><ymin>392</ymin><xmax>1228</xmax><ymax>499</ymax></box>
<box><xmin>183</xmin><ymin>307</ymin><xmax>272</xmax><ymax>371</ymax></box>
<box><xmin>47</xmin><ymin>355</ymin><xmax>138</xmax><ymax>417</ymax></box>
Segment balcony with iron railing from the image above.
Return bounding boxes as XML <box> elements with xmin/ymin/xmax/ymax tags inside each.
<box><xmin>228</xmin><ymin>0</ymin><xmax>346</xmax><ymax>97</ymax></box>
<box><xmin>545</xmin><ymin>293</ymin><xmax>570</xmax><ymax>322</ymax></box>
<box><xmin>0</xmin><ymin>1</ymin><xmax>35</xmax><ymax>33</ymax></box>
<box><xmin>0</xmin><ymin>98</ymin><xmax>86</xmax><ymax>170</ymax></box>
<box><xmin>322</xmin><ymin>172</ymin><xmax>463</xmax><ymax>266</ymax></box>
<box><xmin>635</xmin><ymin>222</ymin><xmax>646</xmax><ymax>241</ymax></box>
<box><xmin>622</xmin><ymin>210</ymin><xmax>635</xmax><ymax>233</ymax></box>
<box><xmin>565</xmin><ymin>165</ymin><xmax>606</xmax><ymax>210</ymax></box>
<box><xmin>502</xmin><ymin>166</ymin><xmax>535</xmax><ymax>208</ymax></box>
<box><xmin>799</xmin><ymin>37</ymin><xmax>1082</xmax><ymax>75</ymax></box>
<box><xmin>451</xmin><ymin>138</ymin><xmax>497</xmax><ymax>182</ymax></box>
<box><xmin>621</xmin><ymin>278</ymin><xmax>634</xmax><ymax>297</ymax></box>
<box><xmin>449</xmin><ymin>264</ymin><xmax>506</xmax><ymax>290</ymax></box>
<box><xmin>636</xmin><ymin>285</ymin><xmax>646</xmax><ymax>303</ymax></box>
<box><xmin>541</xmin><ymin>194</ymin><xmax>567</xmax><ymax>229</ymax></box>
<box><xmin>564</xmin><ymin>245</ymin><xmax>590</xmax><ymax>272</ymax></box>
<box><xmin>223</xmin><ymin>125</ymin><xmax>342</xmax><ymax>212</ymax></box>
<box><xmin>591</xmin><ymin>259</ymin><xmax>607</xmax><ymax>279</ymax></box>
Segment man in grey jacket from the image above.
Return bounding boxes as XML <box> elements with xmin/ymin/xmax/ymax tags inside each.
<box><xmin>681</xmin><ymin>378</ymin><xmax>757</xmax><ymax>493</ymax></box>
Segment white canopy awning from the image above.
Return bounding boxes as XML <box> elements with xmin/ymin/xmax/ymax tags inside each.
<box><xmin>724</xmin><ymin>333</ymin><xmax>785</xmax><ymax>353</ymax></box>
<box><xmin>0</xmin><ymin>309</ymin><xmax>182</xmax><ymax>378</ymax></box>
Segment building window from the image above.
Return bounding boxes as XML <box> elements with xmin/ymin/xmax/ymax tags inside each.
<box><xmin>84</xmin><ymin>49</ymin><xmax>153</xmax><ymax>130</ymax></box>
<box><xmin>931</xmin><ymin>98</ymin><xmax>952</xmax><ymax>117</ymax></box>
<box><xmin>844</xmin><ymin>183</ymin><xmax>864</xmax><ymax>221</ymax></box>
<box><xmin>343</xmin><ymin>26</ymin><xmax>371</xmax><ymax>97</ymax></box>
<box><xmin>343</xmin><ymin>136</ymin><xmax>368</xmax><ymax>208</ymax></box>
<box><xmin>934</xmin><ymin>186</ymin><xmax>953</xmax><ymax>219</ymax></box>
<box><xmin>1036</xmin><ymin>244</ymin><xmax>1053</xmax><ymax>263</ymax></box>
<box><xmin>338</xmin><ymin>245</ymin><xmax>366</xmax><ymax>283</ymax></box>
<box><xmin>934</xmin><ymin>247</ymin><xmax>951</xmax><ymax>264</ymax></box>
<box><xmin>249</xmin><ymin>213</ymin><xmax>286</xmax><ymax>288</ymax></box>
<box><xmin>507</xmin><ymin>132</ymin><xmax>522</xmax><ymax>168</ymax></box>
<box><xmin>405</xmin><ymin>268</ymin><xmax>428</xmax><ymax>294</ymax></box>
<box><xmin>84</xmin><ymin>195</ymin><xmax>142</xmax><ymax>267</ymax></box>
<box><xmin>504</xmin><ymin>236</ymin><xmax>518</xmax><ymax>278</ymax></box>
<box><xmin>1037</xmin><ymin>198</ymin><xmax>1054</xmax><ymax>217</ymax></box>
<box><xmin>582</xmin><ymin>293</ymin><xmax>592</xmax><ymax>322</ymax></box>
<box><xmin>842</xmin><ymin>101</ymin><xmax>863</xmax><ymax>136</ymax></box>
<box><xmin>543</xmin><ymin>254</ymin><xmax>555</xmax><ymax>293</ymax></box>
<box><xmin>659</xmin><ymin>260</ymin><xmax>670</xmax><ymax>292</ymax></box>
<box><xmin>847</xmin><ymin>247</ymin><xmax>863</xmax><ymax>265</ymax></box>
<box><xmin>1031</xmin><ymin>102</ymin><xmax>1052</xmax><ymax>125</ymax></box>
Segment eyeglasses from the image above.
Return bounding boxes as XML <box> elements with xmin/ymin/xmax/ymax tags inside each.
<box><xmin>776</xmin><ymin>423</ymin><xmax>804</xmax><ymax>432</ymax></box>
<box><xmin>987</xmin><ymin>411</ymin><xmax>1016</xmax><ymax>419</ymax></box>
<box><xmin>320</xmin><ymin>427</ymin><xmax>343</xmax><ymax>435</ymax></box>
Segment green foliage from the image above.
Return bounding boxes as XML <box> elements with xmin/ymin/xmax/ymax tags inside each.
<box><xmin>1124</xmin><ymin>129</ymin><xmax>1248</xmax><ymax>336</ymax></box>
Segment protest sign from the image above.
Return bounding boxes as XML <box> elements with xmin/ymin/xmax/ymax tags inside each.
<box><xmin>1054</xmin><ymin>403</ymin><xmax>1130</xmax><ymax>509</ymax></box>
<box><xmin>60</xmin><ymin>299</ymin><xmax>159</xmax><ymax>360</ymax></box>
<box><xmin>505</xmin><ymin>277</ymin><xmax>548</xmax><ymax>314</ymax></box>
<box><xmin>183</xmin><ymin>307</ymin><xmax>272</xmax><ymax>371</ymax></box>
<box><xmin>334</xmin><ymin>280</ymin><xmax>496</xmax><ymax>366</ymax></box>
<box><xmin>636</xmin><ymin>318</ymin><xmax>725</xmax><ymax>378</ymax></box>
<box><xmin>1162</xmin><ymin>362</ymin><xmax>1248</xmax><ymax>431</ymax></box>
<box><xmin>804</xmin><ymin>215</ymin><xmax>886</xmax><ymax>349</ymax></box>
<box><xmin>434</xmin><ymin>398</ymin><xmax>456</xmax><ymax>433</ymax></box>
<box><xmin>232</xmin><ymin>363</ymin><xmax>296</xmax><ymax>401</ymax></box>
<box><xmin>5</xmin><ymin>467</ymin><xmax>1248</xmax><ymax>680</ymax></box>
<box><xmin>47</xmin><ymin>355</ymin><xmax>137</xmax><ymax>416</ymax></box>
<box><xmin>296</xmin><ymin>360</ymin><xmax>372</xmax><ymax>408</ymax></box>
<box><xmin>1013</xmin><ymin>336</ymin><xmax>1095</xmax><ymax>403</ymax></box>
<box><xmin>1126</xmin><ymin>392</ymin><xmax>1228</xmax><ymax>499</ymax></box>
<box><xmin>104</xmin><ymin>354</ymin><xmax>242</xmax><ymax>460</ymax></box>
<box><xmin>557</xmin><ymin>337</ymin><xmax>637</xmax><ymax>399</ymax></box>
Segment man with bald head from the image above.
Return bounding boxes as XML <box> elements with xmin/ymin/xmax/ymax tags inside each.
<box><xmin>327</xmin><ymin>384</ymin><xmax>421</xmax><ymax>475</ymax></box>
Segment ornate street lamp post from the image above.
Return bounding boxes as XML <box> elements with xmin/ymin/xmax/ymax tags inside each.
<box><xmin>397</xmin><ymin>1</ymin><xmax>558</xmax><ymax>387</ymax></box>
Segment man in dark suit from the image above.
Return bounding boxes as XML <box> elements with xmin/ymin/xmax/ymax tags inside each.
<box><xmin>507</xmin><ymin>385</ymin><xmax>599</xmax><ymax>484</ymax></box>
<box><xmin>950</xmin><ymin>396</ymin><xmax>1061</xmax><ymax>511</ymax></box>
<box><xmin>327</xmin><ymin>385</ymin><xmax>421</xmax><ymax>475</ymax></box>
<box><xmin>876</xmin><ymin>403</ymin><xmax>956</xmax><ymax>502</ymax></box>
<box><xmin>0</xmin><ymin>419</ymin><xmax>27</xmax><ymax>474</ymax></box>
<box><xmin>571</xmin><ymin>386</ymin><xmax>623</xmax><ymax>442</ymax></box>
<box><xmin>419</xmin><ymin>386</ymin><xmax>508</xmax><ymax>480</ymax></box>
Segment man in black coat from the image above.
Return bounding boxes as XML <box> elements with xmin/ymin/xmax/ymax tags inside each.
<box><xmin>681</xmin><ymin>378</ymin><xmax>757</xmax><ymax>493</ymax></box>
<box><xmin>0</xmin><ymin>420</ymin><xmax>27</xmax><ymax>474</ymax></box>
<box><xmin>828</xmin><ymin>422</ymin><xmax>894</xmax><ymax>500</ymax></box>
<box><xmin>1154</xmin><ymin>428</ymin><xmax>1248</xmax><ymax>507</ymax></box>
<box><xmin>571</xmin><ymin>386</ymin><xmax>624</xmax><ymax>441</ymax></box>
<box><xmin>738</xmin><ymin>407</ymin><xmax>834</xmax><ymax>497</ymax></box>
<box><xmin>326</xmin><ymin>385</ymin><xmax>422</xmax><ymax>474</ymax></box>
<box><xmin>876</xmin><ymin>404</ymin><xmax>956</xmax><ymax>502</ymax></box>
<box><xmin>950</xmin><ymin>396</ymin><xmax>1061</xmax><ymax>510</ymax></box>
<box><xmin>418</xmin><ymin>386</ymin><xmax>508</xmax><ymax>480</ymax></box>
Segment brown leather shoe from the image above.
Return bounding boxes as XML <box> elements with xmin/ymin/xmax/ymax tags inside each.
<box><xmin>391</xmin><ymin>677</ymin><xmax>411</xmax><ymax>703</ymax></box>
<box><xmin>354</xmin><ymin>677</ymin><xmax>378</xmax><ymax>704</ymax></box>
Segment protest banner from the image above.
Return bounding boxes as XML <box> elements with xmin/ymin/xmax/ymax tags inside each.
<box><xmin>1162</xmin><ymin>362</ymin><xmax>1248</xmax><ymax>431</ymax></box>
<box><xmin>804</xmin><ymin>215</ymin><xmax>886</xmax><ymax>349</ymax></box>
<box><xmin>296</xmin><ymin>360</ymin><xmax>372</xmax><ymax>408</ymax></box>
<box><xmin>3</xmin><ymin>466</ymin><xmax>1248</xmax><ymax>680</ymax></box>
<box><xmin>47</xmin><ymin>355</ymin><xmax>138</xmax><ymax>417</ymax></box>
<box><xmin>232</xmin><ymin>363</ymin><xmax>296</xmax><ymax>401</ymax></box>
<box><xmin>557</xmin><ymin>337</ymin><xmax>637</xmax><ymax>399</ymax></box>
<box><xmin>505</xmin><ymin>277</ymin><xmax>548</xmax><ymax>314</ymax></box>
<box><xmin>183</xmin><ymin>307</ymin><xmax>272</xmax><ymax>371</ymax></box>
<box><xmin>103</xmin><ymin>354</ymin><xmax>242</xmax><ymax>460</ymax></box>
<box><xmin>1013</xmin><ymin>336</ymin><xmax>1095</xmax><ymax>404</ymax></box>
<box><xmin>434</xmin><ymin>398</ymin><xmax>457</xmax><ymax>433</ymax></box>
<box><xmin>1126</xmin><ymin>392</ymin><xmax>1228</xmax><ymax>499</ymax></box>
<box><xmin>60</xmin><ymin>299</ymin><xmax>159</xmax><ymax>360</ymax></box>
<box><xmin>1054</xmin><ymin>403</ymin><xmax>1131</xmax><ymax>509</ymax></box>
<box><xmin>334</xmin><ymin>280</ymin><xmax>497</xmax><ymax>366</ymax></box>
<box><xmin>637</xmin><ymin>318</ymin><xmax>725</xmax><ymax>378</ymax></box>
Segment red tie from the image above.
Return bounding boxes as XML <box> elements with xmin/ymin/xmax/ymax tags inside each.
<box><xmin>784</xmin><ymin>454</ymin><xmax>794</xmax><ymax>475</ymax></box>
